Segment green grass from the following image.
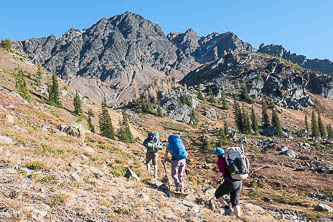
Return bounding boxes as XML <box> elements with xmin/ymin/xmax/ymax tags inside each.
<box><xmin>23</xmin><ymin>161</ymin><xmax>48</xmax><ymax>171</ymax></box>
<box><xmin>162</xmin><ymin>121</ymin><xmax>190</xmax><ymax>132</ymax></box>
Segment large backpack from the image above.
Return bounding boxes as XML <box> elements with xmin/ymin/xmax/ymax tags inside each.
<box><xmin>144</xmin><ymin>131</ymin><xmax>163</xmax><ymax>153</ymax></box>
<box><xmin>168</xmin><ymin>134</ymin><xmax>187</xmax><ymax>160</ymax></box>
<box><xmin>224</xmin><ymin>145</ymin><xmax>250</xmax><ymax>180</ymax></box>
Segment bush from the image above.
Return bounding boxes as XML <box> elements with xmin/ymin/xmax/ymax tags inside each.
<box><xmin>0</xmin><ymin>38</ymin><xmax>12</xmax><ymax>51</ymax></box>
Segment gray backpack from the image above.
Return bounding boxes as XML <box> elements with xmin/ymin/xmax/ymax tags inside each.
<box><xmin>224</xmin><ymin>145</ymin><xmax>250</xmax><ymax>180</ymax></box>
<box><xmin>144</xmin><ymin>131</ymin><xmax>163</xmax><ymax>153</ymax></box>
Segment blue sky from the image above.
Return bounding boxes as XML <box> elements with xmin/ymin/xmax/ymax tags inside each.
<box><xmin>1</xmin><ymin>0</ymin><xmax>332</xmax><ymax>60</ymax></box>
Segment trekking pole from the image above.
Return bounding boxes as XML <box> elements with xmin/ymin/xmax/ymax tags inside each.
<box><xmin>250</xmin><ymin>165</ymin><xmax>272</xmax><ymax>174</ymax></box>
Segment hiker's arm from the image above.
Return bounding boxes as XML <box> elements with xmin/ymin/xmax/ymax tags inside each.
<box><xmin>212</xmin><ymin>172</ymin><xmax>222</xmax><ymax>188</ymax></box>
<box><xmin>163</xmin><ymin>148</ymin><xmax>169</xmax><ymax>161</ymax></box>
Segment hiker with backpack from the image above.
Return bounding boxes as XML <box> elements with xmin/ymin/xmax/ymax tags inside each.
<box><xmin>163</xmin><ymin>134</ymin><xmax>188</xmax><ymax>193</ymax></box>
<box><xmin>211</xmin><ymin>146</ymin><xmax>250</xmax><ymax>219</ymax></box>
<box><xmin>143</xmin><ymin>131</ymin><xmax>163</xmax><ymax>179</ymax></box>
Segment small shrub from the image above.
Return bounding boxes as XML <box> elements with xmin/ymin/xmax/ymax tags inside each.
<box><xmin>24</xmin><ymin>161</ymin><xmax>47</xmax><ymax>171</ymax></box>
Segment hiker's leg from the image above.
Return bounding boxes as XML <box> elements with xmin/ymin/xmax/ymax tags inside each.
<box><xmin>178</xmin><ymin>159</ymin><xmax>186</xmax><ymax>191</ymax></box>
<box><xmin>146</xmin><ymin>153</ymin><xmax>153</xmax><ymax>175</ymax></box>
<box><xmin>215</xmin><ymin>182</ymin><xmax>232</xmax><ymax>205</ymax></box>
<box><xmin>153</xmin><ymin>153</ymin><xmax>158</xmax><ymax>179</ymax></box>
<box><xmin>230</xmin><ymin>181</ymin><xmax>242</xmax><ymax>218</ymax></box>
<box><xmin>171</xmin><ymin>160</ymin><xmax>180</xmax><ymax>187</ymax></box>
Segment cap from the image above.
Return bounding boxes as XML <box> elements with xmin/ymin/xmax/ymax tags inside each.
<box><xmin>211</xmin><ymin>147</ymin><xmax>224</xmax><ymax>156</ymax></box>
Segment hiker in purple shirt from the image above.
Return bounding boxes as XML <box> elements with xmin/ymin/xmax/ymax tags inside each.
<box><xmin>163</xmin><ymin>134</ymin><xmax>188</xmax><ymax>193</ymax></box>
<box><xmin>212</xmin><ymin>147</ymin><xmax>243</xmax><ymax>219</ymax></box>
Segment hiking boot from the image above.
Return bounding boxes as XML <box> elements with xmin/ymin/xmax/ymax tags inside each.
<box><xmin>223</xmin><ymin>207</ymin><xmax>233</xmax><ymax>216</ymax></box>
<box><xmin>175</xmin><ymin>184</ymin><xmax>181</xmax><ymax>192</ymax></box>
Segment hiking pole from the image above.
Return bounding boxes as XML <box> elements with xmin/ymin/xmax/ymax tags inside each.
<box><xmin>250</xmin><ymin>165</ymin><xmax>272</xmax><ymax>174</ymax></box>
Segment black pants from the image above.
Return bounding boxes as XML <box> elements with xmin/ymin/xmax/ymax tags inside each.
<box><xmin>215</xmin><ymin>180</ymin><xmax>242</xmax><ymax>207</ymax></box>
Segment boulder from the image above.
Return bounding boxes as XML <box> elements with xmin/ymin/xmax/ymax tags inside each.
<box><xmin>0</xmin><ymin>135</ymin><xmax>13</xmax><ymax>145</ymax></box>
<box><xmin>6</xmin><ymin>114</ymin><xmax>15</xmax><ymax>123</ymax></box>
<box><xmin>205</xmin><ymin>109</ymin><xmax>217</xmax><ymax>119</ymax></box>
<box><xmin>280</xmin><ymin>149</ymin><xmax>297</xmax><ymax>158</ymax></box>
<box><xmin>314</xmin><ymin>204</ymin><xmax>333</xmax><ymax>212</ymax></box>
<box><xmin>137</xmin><ymin>193</ymin><xmax>150</xmax><ymax>202</ymax></box>
<box><xmin>203</xmin><ymin>186</ymin><xmax>215</xmax><ymax>195</ymax></box>
<box><xmin>262</xmin><ymin>127</ymin><xmax>278</xmax><ymax>137</ymax></box>
<box><xmin>59</xmin><ymin>123</ymin><xmax>84</xmax><ymax>138</ymax></box>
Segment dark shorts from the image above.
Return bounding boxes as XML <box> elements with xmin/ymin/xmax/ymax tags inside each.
<box><xmin>215</xmin><ymin>180</ymin><xmax>242</xmax><ymax>207</ymax></box>
<box><xmin>146</xmin><ymin>152</ymin><xmax>158</xmax><ymax>165</ymax></box>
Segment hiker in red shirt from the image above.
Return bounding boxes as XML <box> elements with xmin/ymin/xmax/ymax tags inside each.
<box><xmin>212</xmin><ymin>147</ymin><xmax>243</xmax><ymax>219</ymax></box>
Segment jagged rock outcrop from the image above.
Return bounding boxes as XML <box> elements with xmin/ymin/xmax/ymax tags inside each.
<box><xmin>181</xmin><ymin>51</ymin><xmax>333</xmax><ymax>109</ymax></box>
<box><xmin>12</xmin><ymin>12</ymin><xmax>255</xmax><ymax>105</ymax></box>
<box><xmin>258</xmin><ymin>43</ymin><xmax>333</xmax><ymax>76</ymax></box>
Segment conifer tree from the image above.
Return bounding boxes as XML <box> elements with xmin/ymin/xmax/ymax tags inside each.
<box><xmin>198</xmin><ymin>91</ymin><xmax>204</xmax><ymax>100</ymax></box>
<box><xmin>221</xmin><ymin>91</ymin><xmax>229</xmax><ymax>110</ymax></box>
<box><xmin>318</xmin><ymin>113</ymin><xmax>326</xmax><ymax>138</ymax></box>
<box><xmin>36</xmin><ymin>64</ymin><xmax>44</xmax><ymax>87</ymax></box>
<box><xmin>48</xmin><ymin>69</ymin><xmax>62</xmax><ymax>107</ymax></box>
<box><xmin>0</xmin><ymin>38</ymin><xmax>12</xmax><ymax>51</ymax></box>
<box><xmin>240</xmin><ymin>104</ymin><xmax>250</xmax><ymax>134</ymax></box>
<box><xmin>241</xmin><ymin>83</ymin><xmax>254</xmax><ymax>104</ymax></box>
<box><xmin>305</xmin><ymin>114</ymin><xmax>309</xmax><ymax>132</ymax></box>
<box><xmin>119</xmin><ymin>111</ymin><xmax>134</xmax><ymax>143</ymax></box>
<box><xmin>87</xmin><ymin>109</ymin><xmax>95</xmax><ymax>133</ymax></box>
<box><xmin>262</xmin><ymin>98</ymin><xmax>270</xmax><ymax>128</ymax></box>
<box><xmin>327</xmin><ymin>124</ymin><xmax>333</xmax><ymax>140</ymax></box>
<box><xmin>218</xmin><ymin>127</ymin><xmax>227</xmax><ymax>146</ymax></box>
<box><xmin>207</xmin><ymin>88</ymin><xmax>216</xmax><ymax>103</ymax></box>
<box><xmin>251</xmin><ymin>106</ymin><xmax>259</xmax><ymax>135</ymax></box>
<box><xmin>233</xmin><ymin>100</ymin><xmax>243</xmax><ymax>132</ymax></box>
<box><xmin>311</xmin><ymin>111</ymin><xmax>320</xmax><ymax>138</ymax></box>
<box><xmin>99</xmin><ymin>98</ymin><xmax>115</xmax><ymax>139</ymax></box>
<box><xmin>73</xmin><ymin>91</ymin><xmax>82</xmax><ymax>115</ymax></box>
<box><xmin>190</xmin><ymin>109</ymin><xmax>198</xmax><ymax>125</ymax></box>
<box><xmin>271</xmin><ymin>109</ymin><xmax>282</xmax><ymax>135</ymax></box>
<box><xmin>15</xmin><ymin>68</ymin><xmax>31</xmax><ymax>102</ymax></box>
<box><xmin>224</xmin><ymin>121</ymin><xmax>229</xmax><ymax>138</ymax></box>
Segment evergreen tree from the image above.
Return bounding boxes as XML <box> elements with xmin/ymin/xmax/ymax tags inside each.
<box><xmin>233</xmin><ymin>100</ymin><xmax>243</xmax><ymax>132</ymax></box>
<box><xmin>318</xmin><ymin>113</ymin><xmax>327</xmax><ymax>138</ymax></box>
<box><xmin>311</xmin><ymin>111</ymin><xmax>320</xmax><ymax>138</ymax></box>
<box><xmin>87</xmin><ymin>109</ymin><xmax>95</xmax><ymax>133</ymax></box>
<box><xmin>36</xmin><ymin>64</ymin><xmax>44</xmax><ymax>87</ymax></box>
<box><xmin>119</xmin><ymin>112</ymin><xmax>135</xmax><ymax>143</ymax></box>
<box><xmin>14</xmin><ymin>68</ymin><xmax>31</xmax><ymax>102</ymax></box>
<box><xmin>305</xmin><ymin>114</ymin><xmax>309</xmax><ymax>133</ymax></box>
<box><xmin>48</xmin><ymin>69</ymin><xmax>62</xmax><ymax>107</ymax></box>
<box><xmin>190</xmin><ymin>109</ymin><xmax>198</xmax><ymax>125</ymax></box>
<box><xmin>242</xmin><ymin>104</ymin><xmax>251</xmax><ymax>134</ymax></box>
<box><xmin>73</xmin><ymin>91</ymin><xmax>82</xmax><ymax>115</ymax></box>
<box><xmin>224</xmin><ymin>121</ymin><xmax>229</xmax><ymax>137</ymax></box>
<box><xmin>261</xmin><ymin>98</ymin><xmax>270</xmax><ymax>128</ymax></box>
<box><xmin>240</xmin><ymin>84</ymin><xmax>254</xmax><ymax>104</ymax></box>
<box><xmin>198</xmin><ymin>91</ymin><xmax>204</xmax><ymax>100</ymax></box>
<box><xmin>251</xmin><ymin>106</ymin><xmax>259</xmax><ymax>135</ymax></box>
<box><xmin>218</xmin><ymin>127</ymin><xmax>227</xmax><ymax>146</ymax></box>
<box><xmin>327</xmin><ymin>124</ymin><xmax>333</xmax><ymax>140</ymax></box>
<box><xmin>221</xmin><ymin>91</ymin><xmax>229</xmax><ymax>110</ymax></box>
<box><xmin>271</xmin><ymin>109</ymin><xmax>282</xmax><ymax>135</ymax></box>
<box><xmin>0</xmin><ymin>38</ymin><xmax>12</xmax><ymax>51</ymax></box>
<box><xmin>207</xmin><ymin>88</ymin><xmax>216</xmax><ymax>103</ymax></box>
<box><xmin>99</xmin><ymin>98</ymin><xmax>115</xmax><ymax>139</ymax></box>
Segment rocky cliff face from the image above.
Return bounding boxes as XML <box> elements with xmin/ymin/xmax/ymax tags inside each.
<box><xmin>12</xmin><ymin>12</ymin><xmax>255</xmax><ymax>104</ymax></box>
<box><xmin>181</xmin><ymin>51</ymin><xmax>333</xmax><ymax>109</ymax></box>
<box><xmin>258</xmin><ymin>44</ymin><xmax>333</xmax><ymax>76</ymax></box>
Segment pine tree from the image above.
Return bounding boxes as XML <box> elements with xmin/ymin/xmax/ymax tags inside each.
<box><xmin>318</xmin><ymin>113</ymin><xmax>327</xmax><ymax>138</ymax></box>
<box><xmin>73</xmin><ymin>91</ymin><xmax>82</xmax><ymax>115</ymax></box>
<box><xmin>0</xmin><ymin>38</ymin><xmax>12</xmax><ymax>51</ymax></box>
<box><xmin>14</xmin><ymin>68</ymin><xmax>31</xmax><ymax>102</ymax></box>
<box><xmin>271</xmin><ymin>109</ymin><xmax>282</xmax><ymax>135</ymax></box>
<box><xmin>36</xmin><ymin>64</ymin><xmax>44</xmax><ymax>87</ymax></box>
<box><xmin>224</xmin><ymin>121</ymin><xmax>229</xmax><ymax>138</ymax></box>
<box><xmin>190</xmin><ymin>109</ymin><xmax>198</xmax><ymax>125</ymax></box>
<box><xmin>198</xmin><ymin>91</ymin><xmax>204</xmax><ymax>100</ymax></box>
<box><xmin>261</xmin><ymin>98</ymin><xmax>270</xmax><ymax>128</ymax></box>
<box><xmin>87</xmin><ymin>109</ymin><xmax>95</xmax><ymax>133</ymax></box>
<box><xmin>311</xmin><ymin>111</ymin><xmax>320</xmax><ymax>138</ymax></box>
<box><xmin>242</xmin><ymin>104</ymin><xmax>251</xmax><ymax>134</ymax></box>
<box><xmin>207</xmin><ymin>88</ymin><xmax>216</xmax><ymax>103</ymax></box>
<box><xmin>221</xmin><ymin>91</ymin><xmax>229</xmax><ymax>110</ymax></box>
<box><xmin>99</xmin><ymin>98</ymin><xmax>115</xmax><ymax>139</ymax></box>
<box><xmin>305</xmin><ymin>114</ymin><xmax>309</xmax><ymax>133</ymax></box>
<box><xmin>48</xmin><ymin>69</ymin><xmax>62</xmax><ymax>107</ymax></box>
<box><xmin>218</xmin><ymin>127</ymin><xmax>227</xmax><ymax>146</ymax></box>
<box><xmin>251</xmin><ymin>106</ymin><xmax>259</xmax><ymax>135</ymax></box>
<box><xmin>241</xmin><ymin>84</ymin><xmax>254</xmax><ymax>104</ymax></box>
<box><xmin>327</xmin><ymin>124</ymin><xmax>333</xmax><ymax>140</ymax></box>
<box><xmin>233</xmin><ymin>100</ymin><xmax>243</xmax><ymax>132</ymax></box>
<box><xmin>119</xmin><ymin>111</ymin><xmax>134</xmax><ymax>143</ymax></box>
